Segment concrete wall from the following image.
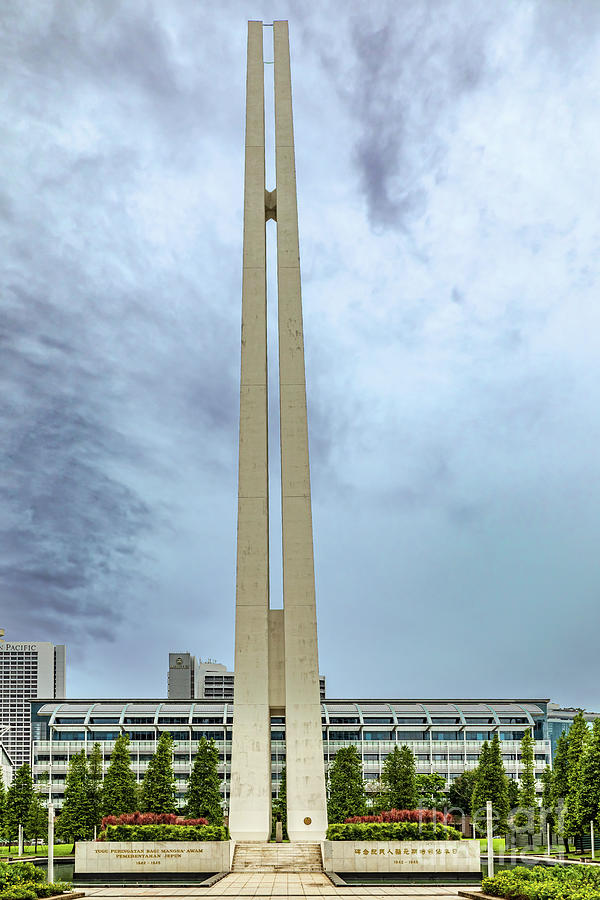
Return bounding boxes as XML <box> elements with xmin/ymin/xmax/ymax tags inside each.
<box><xmin>322</xmin><ymin>840</ymin><xmax>480</xmax><ymax>874</ymax></box>
<box><xmin>75</xmin><ymin>841</ymin><xmax>230</xmax><ymax>875</ymax></box>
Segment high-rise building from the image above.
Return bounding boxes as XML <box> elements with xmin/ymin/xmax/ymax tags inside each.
<box><xmin>0</xmin><ymin>636</ymin><xmax>66</xmax><ymax>768</ymax></box>
<box><xmin>168</xmin><ymin>654</ymin><xmax>326</xmax><ymax>701</ymax></box>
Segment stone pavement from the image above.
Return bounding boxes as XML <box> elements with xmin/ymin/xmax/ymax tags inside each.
<box><xmin>81</xmin><ymin>872</ymin><xmax>481</xmax><ymax>897</ymax></box>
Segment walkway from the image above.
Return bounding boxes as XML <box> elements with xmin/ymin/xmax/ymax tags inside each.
<box><xmin>81</xmin><ymin>873</ymin><xmax>481</xmax><ymax>897</ymax></box>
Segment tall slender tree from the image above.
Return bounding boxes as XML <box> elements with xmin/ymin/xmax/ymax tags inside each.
<box><xmin>184</xmin><ymin>738</ymin><xmax>222</xmax><ymax>824</ymax></box>
<box><xmin>564</xmin><ymin>711</ymin><xmax>589</xmax><ymax>851</ymax></box>
<box><xmin>574</xmin><ymin>718</ymin><xmax>600</xmax><ymax>837</ymax></box>
<box><xmin>87</xmin><ymin>743</ymin><xmax>104</xmax><ymax>833</ymax></box>
<box><xmin>5</xmin><ymin>764</ymin><xmax>34</xmax><ymax>852</ymax></box>
<box><xmin>57</xmin><ymin>751</ymin><xmax>92</xmax><ymax>848</ymax></box>
<box><xmin>101</xmin><ymin>733</ymin><xmax>138</xmax><ymax>817</ymax></box>
<box><xmin>381</xmin><ymin>745</ymin><xmax>417</xmax><ymax>810</ymax></box>
<box><xmin>449</xmin><ymin>769</ymin><xmax>478</xmax><ymax>816</ymax></box>
<box><xmin>540</xmin><ymin>766</ymin><xmax>555</xmax><ymax>832</ymax></box>
<box><xmin>271</xmin><ymin>765</ymin><xmax>287</xmax><ymax>838</ymax></box>
<box><xmin>26</xmin><ymin>790</ymin><xmax>48</xmax><ymax>852</ymax></box>
<box><xmin>471</xmin><ymin>736</ymin><xmax>510</xmax><ymax>834</ymax></box>
<box><xmin>416</xmin><ymin>773</ymin><xmax>448</xmax><ymax>810</ymax></box>
<box><xmin>0</xmin><ymin>769</ymin><xmax>6</xmax><ymax>838</ymax></box>
<box><xmin>515</xmin><ymin>730</ymin><xmax>539</xmax><ymax>841</ymax></box>
<box><xmin>327</xmin><ymin>746</ymin><xmax>366</xmax><ymax>823</ymax></box>
<box><xmin>551</xmin><ymin>731</ymin><xmax>570</xmax><ymax>852</ymax></box>
<box><xmin>140</xmin><ymin>732</ymin><xmax>177</xmax><ymax>814</ymax></box>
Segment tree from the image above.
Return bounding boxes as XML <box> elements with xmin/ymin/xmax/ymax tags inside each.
<box><xmin>540</xmin><ymin>767</ymin><xmax>554</xmax><ymax>831</ymax></box>
<box><xmin>57</xmin><ymin>751</ymin><xmax>92</xmax><ymax>848</ymax></box>
<box><xmin>26</xmin><ymin>791</ymin><xmax>47</xmax><ymax>852</ymax></box>
<box><xmin>415</xmin><ymin>773</ymin><xmax>447</xmax><ymax>810</ymax></box>
<box><xmin>381</xmin><ymin>745</ymin><xmax>417</xmax><ymax>810</ymax></box>
<box><xmin>471</xmin><ymin>736</ymin><xmax>510</xmax><ymax>835</ymax></box>
<box><xmin>515</xmin><ymin>729</ymin><xmax>539</xmax><ymax>841</ymax></box>
<box><xmin>101</xmin><ymin>733</ymin><xmax>138</xmax><ymax>817</ymax></box>
<box><xmin>564</xmin><ymin>711</ymin><xmax>590</xmax><ymax>851</ymax></box>
<box><xmin>140</xmin><ymin>733</ymin><xmax>176</xmax><ymax>814</ymax></box>
<box><xmin>184</xmin><ymin>738</ymin><xmax>223</xmax><ymax>824</ymax></box>
<box><xmin>272</xmin><ymin>765</ymin><xmax>287</xmax><ymax>838</ymax></box>
<box><xmin>87</xmin><ymin>743</ymin><xmax>104</xmax><ymax>833</ymax></box>
<box><xmin>448</xmin><ymin>769</ymin><xmax>478</xmax><ymax>816</ymax></box>
<box><xmin>327</xmin><ymin>746</ymin><xmax>366</xmax><ymax>823</ymax></box>
<box><xmin>507</xmin><ymin>779</ymin><xmax>520</xmax><ymax>810</ymax></box>
<box><xmin>0</xmin><ymin>769</ymin><xmax>6</xmax><ymax>838</ymax></box>
<box><xmin>574</xmin><ymin>718</ymin><xmax>600</xmax><ymax>837</ymax></box>
<box><xmin>5</xmin><ymin>764</ymin><xmax>34</xmax><ymax>852</ymax></box>
<box><xmin>551</xmin><ymin>731</ymin><xmax>570</xmax><ymax>852</ymax></box>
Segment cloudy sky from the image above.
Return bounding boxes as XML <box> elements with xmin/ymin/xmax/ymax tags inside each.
<box><xmin>2</xmin><ymin>0</ymin><xmax>599</xmax><ymax>708</ymax></box>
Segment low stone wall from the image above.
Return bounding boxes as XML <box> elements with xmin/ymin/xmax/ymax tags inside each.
<box><xmin>75</xmin><ymin>841</ymin><xmax>231</xmax><ymax>875</ymax></box>
<box><xmin>323</xmin><ymin>840</ymin><xmax>480</xmax><ymax>874</ymax></box>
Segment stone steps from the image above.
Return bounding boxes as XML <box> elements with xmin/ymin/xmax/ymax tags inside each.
<box><xmin>232</xmin><ymin>841</ymin><xmax>323</xmax><ymax>872</ymax></box>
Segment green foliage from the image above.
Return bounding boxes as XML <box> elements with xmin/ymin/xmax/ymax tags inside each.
<box><xmin>99</xmin><ymin>823</ymin><xmax>229</xmax><ymax>841</ymax></box>
<box><xmin>381</xmin><ymin>746</ymin><xmax>417</xmax><ymax>810</ymax></box>
<box><xmin>507</xmin><ymin>779</ymin><xmax>520</xmax><ymax>809</ymax></box>
<box><xmin>515</xmin><ymin>729</ymin><xmax>540</xmax><ymax>832</ymax></box>
<box><xmin>471</xmin><ymin>736</ymin><xmax>510</xmax><ymax>834</ymax></box>
<box><xmin>0</xmin><ymin>770</ymin><xmax>6</xmax><ymax>835</ymax></box>
<box><xmin>184</xmin><ymin>739</ymin><xmax>223</xmax><ymax>825</ymax></box>
<box><xmin>415</xmin><ymin>773</ymin><xmax>447</xmax><ymax>810</ymax></box>
<box><xmin>87</xmin><ymin>743</ymin><xmax>103</xmax><ymax>831</ymax></box>
<box><xmin>574</xmin><ymin>717</ymin><xmax>600</xmax><ymax>833</ymax></box>
<box><xmin>271</xmin><ymin>765</ymin><xmax>287</xmax><ymax>839</ymax></box>
<box><xmin>5</xmin><ymin>766</ymin><xmax>34</xmax><ymax>845</ymax></box>
<box><xmin>326</xmin><ymin>821</ymin><xmax>463</xmax><ymax>841</ymax></box>
<box><xmin>101</xmin><ymin>734</ymin><xmax>138</xmax><ymax>817</ymax></box>
<box><xmin>24</xmin><ymin>793</ymin><xmax>47</xmax><ymax>850</ymax></box>
<box><xmin>540</xmin><ymin>767</ymin><xmax>555</xmax><ymax>829</ymax></box>
<box><xmin>0</xmin><ymin>860</ymin><xmax>70</xmax><ymax>897</ymax></box>
<box><xmin>448</xmin><ymin>769</ymin><xmax>478</xmax><ymax>816</ymax></box>
<box><xmin>57</xmin><ymin>751</ymin><xmax>92</xmax><ymax>843</ymax></box>
<box><xmin>552</xmin><ymin>731</ymin><xmax>570</xmax><ymax>844</ymax></box>
<box><xmin>327</xmin><ymin>746</ymin><xmax>366</xmax><ymax>824</ymax></box>
<box><xmin>482</xmin><ymin>863</ymin><xmax>600</xmax><ymax>900</ymax></box>
<box><xmin>565</xmin><ymin>711</ymin><xmax>590</xmax><ymax>841</ymax></box>
<box><xmin>140</xmin><ymin>733</ymin><xmax>176</xmax><ymax>815</ymax></box>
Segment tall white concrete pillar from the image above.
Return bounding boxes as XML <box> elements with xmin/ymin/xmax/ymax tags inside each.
<box><xmin>229</xmin><ymin>19</ymin><xmax>272</xmax><ymax>842</ymax></box>
<box><xmin>274</xmin><ymin>19</ymin><xmax>328</xmax><ymax>842</ymax></box>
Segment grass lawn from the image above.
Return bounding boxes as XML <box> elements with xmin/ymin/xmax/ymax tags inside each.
<box><xmin>479</xmin><ymin>838</ymin><xmax>506</xmax><ymax>853</ymax></box>
<box><xmin>0</xmin><ymin>844</ymin><xmax>73</xmax><ymax>858</ymax></box>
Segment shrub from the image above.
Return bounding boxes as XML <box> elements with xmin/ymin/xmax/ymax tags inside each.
<box><xmin>100</xmin><ymin>811</ymin><xmax>208</xmax><ymax>829</ymax></box>
<box><xmin>345</xmin><ymin>809</ymin><xmax>453</xmax><ymax>825</ymax></box>
<box><xmin>0</xmin><ymin>860</ymin><xmax>71</xmax><ymax>898</ymax></box>
<box><xmin>482</xmin><ymin>864</ymin><xmax>600</xmax><ymax>900</ymax></box>
<box><xmin>98</xmin><ymin>823</ymin><xmax>229</xmax><ymax>842</ymax></box>
<box><xmin>326</xmin><ymin>822</ymin><xmax>463</xmax><ymax>841</ymax></box>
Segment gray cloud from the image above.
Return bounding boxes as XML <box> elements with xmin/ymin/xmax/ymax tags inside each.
<box><xmin>1</xmin><ymin>0</ymin><xmax>600</xmax><ymax>710</ymax></box>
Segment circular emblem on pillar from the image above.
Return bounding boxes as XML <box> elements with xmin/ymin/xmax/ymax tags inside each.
<box><xmin>304</xmin><ymin>817</ymin><xmax>312</xmax><ymax>825</ymax></box>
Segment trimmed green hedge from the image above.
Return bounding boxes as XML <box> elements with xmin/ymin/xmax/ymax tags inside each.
<box><xmin>326</xmin><ymin>822</ymin><xmax>463</xmax><ymax>841</ymax></box>
<box><xmin>0</xmin><ymin>860</ymin><xmax>70</xmax><ymax>899</ymax></box>
<box><xmin>99</xmin><ymin>823</ymin><xmax>229</xmax><ymax>842</ymax></box>
<box><xmin>483</xmin><ymin>864</ymin><xmax>600</xmax><ymax>900</ymax></box>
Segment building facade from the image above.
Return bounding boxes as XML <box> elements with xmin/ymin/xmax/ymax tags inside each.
<box><xmin>0</xmin><ymin>640</ymin><xmax>66</xmax><ymax>768</ymax></box>
<box><xmin>31</xmin><ymin>698</ymin><xmax>552</xmax><ymax>810</ymax></box>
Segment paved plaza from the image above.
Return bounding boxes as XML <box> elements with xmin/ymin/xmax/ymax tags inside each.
<box><xmin>81</xmin><ymin>873</ymin><xmax>481</xmax><ymax>897</ymax></box>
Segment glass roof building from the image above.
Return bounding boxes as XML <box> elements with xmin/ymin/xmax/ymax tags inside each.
<box><xmin>31</xmin><ymin>697</ymin><xmax>553</xmax><ymax>810</ymax></box>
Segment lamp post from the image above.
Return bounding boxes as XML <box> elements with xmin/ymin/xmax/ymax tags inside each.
<box><xmin>47</xmin><ymin>803</ymin><xmax>54</xmax><ymax>884</ymax></box>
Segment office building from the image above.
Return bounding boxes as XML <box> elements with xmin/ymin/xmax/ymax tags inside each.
<box><xmin>31</xmin><ymin>697</ymin><xmax>553</xmax><ymax>809</ymax></box>
<box><xmin>168</xmin><ymin>654</ymin><xmax>325</xmax><ymax>701</ymax></box>
<box><xmin>0</xmin><ymin>638</ymin><xmax>66</xmax><ymax>768</ymax></box>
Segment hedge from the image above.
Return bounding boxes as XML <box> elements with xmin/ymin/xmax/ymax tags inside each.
<box><xmin>345</xmin><ymin>809</ymin><xmax>452</xmax><ymax>824</ymax></box>
<box><xmin>101</xmin><ymin>812</ymin><xmax>208</xmax><ymax>828</ymax></box>
<box><xmin>326</xmin><ymin>822</ymin><xmax>463</xmax><ymax>841</ymax></box>
<box><xmin>98</xmin><ymin>823</ymin><xmax>229</xmax><ymax>842</ymax></box>
<box><xmin>482</xmin><ymin>864</ymin><xmax>600</xmax><ymax>900</ymax></box>
<box><xmin>0</xmin><ymin>861</ymin><xmax>70</xmax><ymax>899</ymax></box>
